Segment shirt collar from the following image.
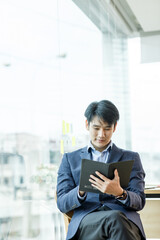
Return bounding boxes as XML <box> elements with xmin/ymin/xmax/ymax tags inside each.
<box><xmin>87</xmin><ymin>140</ymin><xmax>112</xmax><ymax>153</ymax></box>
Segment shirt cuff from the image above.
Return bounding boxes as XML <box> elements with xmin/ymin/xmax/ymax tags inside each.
<box><xmin>117</xmin><ymin>193</ymin><xmax>129</xmax><ymax>204</ymax></box>
<box><xmin>77</xmin><ymin>189</ymin><xmax>87</xmax><ymax>200</ymax></box>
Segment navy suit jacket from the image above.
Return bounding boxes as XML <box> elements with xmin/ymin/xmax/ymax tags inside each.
<box><xmin>57</xmin><ymin>144</ymin><xmax>146</xmax><ymax>239</ymax></box>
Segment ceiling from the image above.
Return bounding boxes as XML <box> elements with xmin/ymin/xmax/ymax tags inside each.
<box><xmin>73</xmin><ymin>0</ymin><xmax>160</xmax><ymax>37</ymax></box>
<box><xmin>126</xmin><ymin>0</ymin><xmax>160</xmax><ymax>35</ymax></box>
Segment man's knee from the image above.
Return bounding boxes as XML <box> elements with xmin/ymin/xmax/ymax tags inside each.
<box><xmin>109</xmin><ymin>210</ymin><xmax>125</xmax><ymax>220</ymax></box>
<box><xmin>107</xmin><ymin>210</ymin><xmax>128</xmax><ymax>228</ymax></box>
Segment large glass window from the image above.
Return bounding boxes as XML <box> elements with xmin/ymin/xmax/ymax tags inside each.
<box><xmin>0</xmin><ymin>0</ymin><xmax>104</xmax><ymax>239</ymax></box>
<box><xmin>128</xmin><ymin>37</ymin><xmax>160</xmax><ymax>185</ymax></box>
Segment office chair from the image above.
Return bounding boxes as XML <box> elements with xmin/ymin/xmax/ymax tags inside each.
<box><xmin>55</xmin><ymin>191</ymin><xmax>73</xmax><ymax>233</ymax></box>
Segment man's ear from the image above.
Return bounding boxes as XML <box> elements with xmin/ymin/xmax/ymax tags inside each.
<box><xmin>85</xmin><ymin>120</ymin><xmax>89</xmax><ymax>130</ymax></box>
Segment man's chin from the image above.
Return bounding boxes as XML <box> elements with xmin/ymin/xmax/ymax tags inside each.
<box><xmin>94</xmin><ymin>142</ymin><xmax>108</xmax><ymax>151</ymax></box>
<box><xmin>96</xmin><ymin>141</ymin><xmax>107</xmax><ymax>146</ymax></box>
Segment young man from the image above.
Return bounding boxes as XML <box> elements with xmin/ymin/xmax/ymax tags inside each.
<box><xmin>57</xmin><ymin>100</ymin><xmax>146</xmax><ymax>240</ymax></box>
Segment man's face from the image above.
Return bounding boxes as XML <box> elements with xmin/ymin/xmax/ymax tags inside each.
<box><xmin>86</xmin><ymin>116</ymin><xmax>117</xmax><ymax>152</ymax></box>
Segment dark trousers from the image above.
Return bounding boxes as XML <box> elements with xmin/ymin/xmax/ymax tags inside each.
<box><xmin>72</xmin><ymin>206</ymin><xmax>143</xmax><ymax>240</ymax></box>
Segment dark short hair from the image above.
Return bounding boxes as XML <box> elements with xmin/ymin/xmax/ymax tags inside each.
<box><xmin>84</xmin><ymin>100</ymin><xmax>119</xmax><ymax>125</ymax></box>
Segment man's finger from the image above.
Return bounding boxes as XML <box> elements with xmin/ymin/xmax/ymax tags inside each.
<box><xmin>95</xmin><ymin>171</ymin><xmax>108</xmax><ymax>181</ymax></box>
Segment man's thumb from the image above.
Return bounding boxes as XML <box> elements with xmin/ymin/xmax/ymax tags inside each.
<box><xmin>114</xmin><ymin>169</ymin><xmax>119</xmax><ymax>179</ymax></box>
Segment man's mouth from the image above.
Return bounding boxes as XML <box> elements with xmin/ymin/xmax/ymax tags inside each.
<box><xmin>97</xmin><ymin>139</ymin><xmax>105</xmax><ymax>143</ymax></box>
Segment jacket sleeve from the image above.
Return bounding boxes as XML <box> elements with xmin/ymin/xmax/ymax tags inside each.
<box><xmin>56</xmin><ymin>153</ymin><xmax>82</xmax><ymax>213</ymax></box>
<box><xmin>122</xmin><ymin>152</ymin><xmax>146</xmax><ymax>211</ymax></box>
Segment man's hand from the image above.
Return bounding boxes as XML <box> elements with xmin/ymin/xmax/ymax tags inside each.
<box><xmin>89</xmin><ymin>169</ymin><xmax>123</xmax><ymax>197</ymax></box>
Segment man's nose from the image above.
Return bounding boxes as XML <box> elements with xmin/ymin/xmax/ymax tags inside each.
<box><xmin>98</xmin><ymin>129</ymin><xmax>105</xmax><ymax>137</ymax></box>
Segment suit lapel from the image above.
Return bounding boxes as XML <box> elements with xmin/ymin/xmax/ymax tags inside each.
<box><xmin>107</xmin><ymin>144</ymin><xmax>124</xmax><ymax>163</ymax></box>
<box><xmin>80</xmin><ymin>147</ymin><xmax>92</xmax><ymax>160</ymax></box>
